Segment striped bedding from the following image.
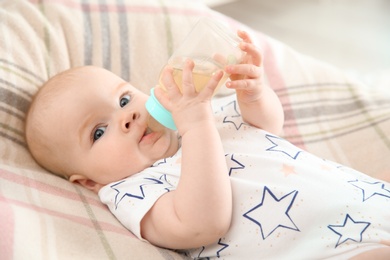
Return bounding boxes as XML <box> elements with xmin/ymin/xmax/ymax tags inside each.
<box><xmin>1</xmin><ymin>0</ymin><xmax>389</xmax><ymax>259</ymax></box>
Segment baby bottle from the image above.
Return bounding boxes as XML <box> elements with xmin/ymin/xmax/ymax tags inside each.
<box><xmin>145</xmin><ymin>17</ymin><xmax>244</xmax><ymax>130</ymax></box>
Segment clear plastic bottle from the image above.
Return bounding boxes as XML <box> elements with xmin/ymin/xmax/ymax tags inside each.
<box><xmin>146</xmin><ymin>17</ymin><xmax>244</xmax><ymax>130</ymax></box>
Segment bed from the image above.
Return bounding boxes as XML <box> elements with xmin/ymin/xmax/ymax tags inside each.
<box><xmin>1</xmin><ymin>0</ymin><xmax>389</xmax><ymax>259</ymax></box>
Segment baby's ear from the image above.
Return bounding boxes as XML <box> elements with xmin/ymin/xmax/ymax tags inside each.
<box><xmin>69</xmin><ymin>174</ymin><xmax>103</xmax><ymax>193</ymax></box>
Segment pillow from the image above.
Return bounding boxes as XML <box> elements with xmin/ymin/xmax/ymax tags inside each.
<box><xmin>1</xmin><ymin>0</ymin><xmax>389</xmax><ymax>258</ymax></box>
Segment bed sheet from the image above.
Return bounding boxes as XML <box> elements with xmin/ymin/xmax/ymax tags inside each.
<box><xmin>1</xmin><ymin>0</ymin><xmax>389</xmax><ymax>259</ymax></box>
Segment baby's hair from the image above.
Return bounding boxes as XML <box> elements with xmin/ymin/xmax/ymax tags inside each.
<box><xmin>25</xmin><ymin>67</ymin><xmax>84</xmax><ymax>179</ymax></box>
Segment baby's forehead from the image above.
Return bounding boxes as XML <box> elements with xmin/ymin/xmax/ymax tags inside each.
<box><xmin>37</xmin><ymin>67</ymin><xmax>137</xmax><ymax>112</ymax></box>
<box><xmin>42</xmin><ymin>72</ymin><xmax>92</xmax><ymax>99</ymax></box>
<box><xmin>38</xmin><ymin>79</ymin><xmax>76</xmax><ymax>106</ymax></box>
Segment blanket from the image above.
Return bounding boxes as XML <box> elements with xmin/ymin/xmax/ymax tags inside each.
<box><xmin>1</xmin><ymin>0</ymin><xmax>389</xmax><ymax>259</ymax></box>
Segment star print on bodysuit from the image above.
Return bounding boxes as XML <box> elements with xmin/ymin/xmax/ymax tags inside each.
<box><xmin>220</xmin><ymin>100</ymin><xmax>246</xmax><ymax>130</ymax></box>
<box><xmin>152</xmin><ymin>158</ymin><xmax>167</xmax><ymax>167</ymax></box>
<box><xmin>158</xmin><ymin>174</ymin><xmax>175</xmax><ymax>192</ymax></box>
<box><xmin>265</xmin><ymin>134</ymin><xmax>302</xmax><ymax>160</ymax></box>
<box><xmin>328</xmin><ymin>214</ymin><xmax>371</xmax><ymax>248</ymax></box>
<box><xmin>348</xmin><ymin>179</ymin><xmax>390</xmax><ymax>202</ymax></box>
<box><xmin>225</xmin><ymin>154</ymin><xmax>245</xmax><ymax>176</ymax></box>
<box><xmin>195</xmin><ymin>238</ymin><xmax>229</xmax><ymax>259</ymax></box>
<box><xmin>216</xmin><ymin>238</ymin><xmax>229</xmax><ymax>257</ymax></box>
<box><xmin>243</xmin><ymin>186</ymin><xmax>300</xmax><ymax>240</ymax></box>
<box><xmin>111</xmin><ymin>176</ymin><xmax>171</xmax><ymax>209</ymax></box>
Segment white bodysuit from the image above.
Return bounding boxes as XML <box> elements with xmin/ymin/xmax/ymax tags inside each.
<box><xmin>99</xmin><ymin>95</ymin><xmax>390</xmax><ymax>259</ymax></box>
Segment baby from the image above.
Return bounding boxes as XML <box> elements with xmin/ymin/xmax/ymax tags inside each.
<box><xmin>25</xmin><ymin>31</ymin><xmax>389</xmax><ymax>259</ymax></box>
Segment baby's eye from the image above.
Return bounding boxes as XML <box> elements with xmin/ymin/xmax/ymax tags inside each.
<box><xmin>120</xmin><ymin>94</ymin><xmax>131</xmax><ymax>108</ymax></box>
<box><xmin>93</xmin><ymin>126</ymin><xmax>106</xmax><ymax>142</ymax></box>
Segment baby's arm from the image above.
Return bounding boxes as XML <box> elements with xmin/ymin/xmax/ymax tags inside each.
<box><xmin>225</xmin><ymin>30</ymin><xmax>284</xmax><ymax>135</ymax></box>
<box><xmin>141</xmin><ymin>60</ymin><xmax>232</xmax><ymax>249</ymax></box>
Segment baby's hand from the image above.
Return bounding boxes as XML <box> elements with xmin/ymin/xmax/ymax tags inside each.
<box><xmin>225</xmin><ymin>30</ymin><xmax>264</xmax><ymax>105</ymax></box>
<box><xmin>155</xmin><ymin>60</ymin><xmax>223</xmax><ymax>135</ymax></box>
<box><xmin>224</xmin><ymin>30</ymin><xmax>284</xmax><ymax>134</ymax></box>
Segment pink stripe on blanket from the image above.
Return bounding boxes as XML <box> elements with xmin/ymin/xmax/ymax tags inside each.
<box><xmin>0</xmin><ymin>195</ymin><xmax>133</xmax><ymax>237</ymax></box>
<box><xmin>0</xmin><ymin>196</ymin><xmax>14</xmax><ymax>260</ymax></box>
<box><xmin>0</xmin><ymin>169</ymin><xmax>104</xmax><ymax>209</ymax></box>
<box><xmin>27</xmin><ymin>0</ymin><xmax>210</xmax><ymax>16</ymax></box>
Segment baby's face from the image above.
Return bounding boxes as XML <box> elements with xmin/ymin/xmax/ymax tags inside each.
<box><xmin>47</xmin><ymin>67</ymin><xmax>178</xmax><ymax>188</ymax></box>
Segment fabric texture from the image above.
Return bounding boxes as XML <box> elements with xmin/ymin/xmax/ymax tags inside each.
<box><xmin>1</xmin><ymin>0</ymin><xmax>390</xmax><ymax>259</ymax></box>
<box><xmin>100</xmin><ymin>94</ymin><xmax>390</xmax><ymax>259</ymax></box>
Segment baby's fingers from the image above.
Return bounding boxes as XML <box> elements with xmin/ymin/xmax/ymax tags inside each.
<box><xmin>182</xmin><ymin>59</ymin><xmax>196</xmax><ymax>95</ymax></box>
<box><xmin>154</xmin><ymin>86</ymin><xmax>172</xmax><ymax>112</ymax></box>
<box><xmin>240</xmin><ymin>42</ymin><xmax>262</xmax><ymax>67</ymax></box>
<box><xmin>199</xmin><ymin>70</ymin><xmax>224</xmax><ymax>99</ymax></box>
<box><xmin>226</xmin><ymin>63</ymin><xmax>261</xmax><ymax>79</ymax></box>
<box><xmin>160</xmin><ymin>66</ymin><xmax>181</xmax><ymax>101</ymax></box>
<box><xmin>227</xmin><ymin>78</ymin><xmax>257</xmax><ymax>91</ymax></box>
<box><xmin>237</xmin><ymin>30</ymin><xmax>253</xmax><ymax>44</ymax></box>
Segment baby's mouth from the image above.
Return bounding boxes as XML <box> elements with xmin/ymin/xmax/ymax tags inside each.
<box><xmin>140</xmin><ymin>126</ymin><xmax>153</xmax><ymax>143</ymax></box>
<box><xmin>144</xmin><ymin>127</ymin><xmax>152</xmax><ymax>136</ymax></box>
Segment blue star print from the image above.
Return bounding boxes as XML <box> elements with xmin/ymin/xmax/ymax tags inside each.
<box><xmin>216</xmin><ymin>238</ymin><xmax>229</xmax><ymax>257</ymax></box>
<box><xmin>243</xmin><ymin>186</ymin><xmax>300</xmax><ymax>239</ymax></box>
<box><xmin>196</xmin><ymin>246</ymin><xmax>209</xmax><ymax>259</ymax></box>
<box><xmin>265</xmin><ymin>134</ymin><xmax>302</xmax><ymax>160</ymax></box>
<box><xmin>152</xmin><ymin>158</ymin><xmax>167</xmax><ymax>167</ymax></box>
<box><xmin>348</xmin><ymin>179</ymin><xmax>390</xmax><ymax>202</ymax></box>
<box><xmin>195</xmin><ymin>239</ymin><xmax>228</xmax><ymax>259</ymax></box>
<box><xmin>225</xmin><ymin>154</ymin><xmax>245</xmax><ymax>176</ymax></box>
<box><xmin>159</xmin><ymin>174</ymin><xmax>175</xmax><ymax>192</ymax></box>
<box><xmin>328</xmin><ymin>214</ymin><xmax>371</xmax><ymax>248</ymax></box>
<box><xmin>221</xmin><ymin>100</ymin><xmax>245</xmax><ymax>130</ymax></box>
<box><xmin>111</xmin><ymin>177</ymin><xmax>165</xmax><ymax>209</ymax></box>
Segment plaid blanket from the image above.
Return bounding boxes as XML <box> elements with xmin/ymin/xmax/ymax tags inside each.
<box><xmin>1</xmin><ymin>0</ymin><xmax>389</xmax><ymax>259</ymax></box>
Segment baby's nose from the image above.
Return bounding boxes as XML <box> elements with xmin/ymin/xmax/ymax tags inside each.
<box><xmin>121</xmin><ymin>112</ymin><xmax>139</xmax><ymax>132</ymax></box>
